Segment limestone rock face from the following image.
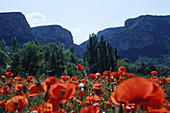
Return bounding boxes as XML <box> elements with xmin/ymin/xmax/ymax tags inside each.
<box><xmin>81</xmin><ymin>15</ymin><xmax>170</xmax><ymax>61</ymax></box>
<box><xmin>32</xmin><ymin>25</ymin><xmax>73</xmax><ymax>49</ymax></box>
<box><xmin>0</xmin><ymin>12</ymin><xmax>35</xmax><ymax>45</ymax></box>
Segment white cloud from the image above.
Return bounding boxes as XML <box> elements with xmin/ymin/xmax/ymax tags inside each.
<box><xmin>25</xmin><ymin>13</ymin><xmax>47</xmax><ymax>27</ymax></box>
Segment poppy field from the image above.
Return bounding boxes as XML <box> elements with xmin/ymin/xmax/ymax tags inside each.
<box><xmin>0</xmin><ymin>64</ymin><xmax>169</xmax><ymax>113</ymax></box>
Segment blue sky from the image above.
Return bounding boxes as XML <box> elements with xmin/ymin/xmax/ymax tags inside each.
<box><xmin>1</xmin><ymin>0</ymin><xmax>170</xmax><ymax>44</ymax></box>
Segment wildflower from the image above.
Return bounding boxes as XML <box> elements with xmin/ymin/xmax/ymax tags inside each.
<box><xmin>43</xmin><ymin>77</ymin><xmax>59</xmax><ymax>86</ymax></box>
<box><xmin>5</xmin><ymin>71</ymin><xmax>13</xmax><ymax>77</ymax></box>
<box><xmin>89</xmin><ymin>74</ymin><xmax>97</xmax><ymax>79</ymax></box>
<box><xmin>118</xmin><ymin>66</ymin><xmax>126</xmax><ymax>72</ymax></box>
<box><xmin>25</xmin><ymin>76</ymin><xmax>34</xmax><ymax>83</ymax></box>
<box><xmin>5</xmin><ymin>95</ymin><xmax>28</xmax><ymax>112</ymax></box>
<box><xmin>80</xmin><ymin>103</ymin><xmax>100</xmax><ymax>113</ymax></box>
<box><xmin>151</xmin><ymin>71</ymin><xmax>157</xmax><ymax>76</ymax></box>
<box><xmin>114</xmin><ymin>77</ymin><xmax>165</xmax><ymax>109</ymax></box>
<box><xmin>49</xmin><ymin>82</ymin><xmax>76</xmax><ymax>103</ymax></box>
<box><xmin>77</xmin><ymin>64</ymin><xmax>84</xmax><ymax>71</ymax></box>
<box><xmin>61</xmin><ymin>76</ymin><xmax>70</xmax><ymax>83</ymax></box>
<box><xmin>1</xmin><ymin>75</ymin><xmax>6</xmax><ymax>82</ymax></box>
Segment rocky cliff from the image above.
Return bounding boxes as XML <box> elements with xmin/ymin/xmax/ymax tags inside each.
<box><xmin>32</xmin><ymin>25</ymin><xmax>73</xmax><ymax>49</ymax></box>
<box><xmin>0</xmin><ymin>12</ymin><xmax>35</xmax><ymax>45</ymax></box>
<box><xmin>0</xmin><ymin>12</ymin><xmax>83</xmax><ymax>57</ymax></box>
<box><xmin>81</xmin><ymin>15</ymin><xmax>170</xmax><ymax>61</ymax></box>
<box><xmin>0</xmin><ymin>12</ymin><xmax>77</xmax><ymax>49</ymax></box>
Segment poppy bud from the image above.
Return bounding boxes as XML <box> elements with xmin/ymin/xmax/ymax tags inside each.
<box><xmin>92</xmin><ymin>92</ymin><xmax>95</xmax><ymax>96</ymax></box>
<box><xmin>61</xmin><ymin>89</ymin><xmax>65</xmax><ymax>96</ymax></box>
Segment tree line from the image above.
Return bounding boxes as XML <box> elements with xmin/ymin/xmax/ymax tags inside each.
<box><xmin>0</xmin><ymin>38</ymin><xmax>82</xmax><ymax>77</ymax></box>
<box><xmin>0</xmin><ymin>34</ymin><xmax>169</xmax><ymax>77</ymax></box>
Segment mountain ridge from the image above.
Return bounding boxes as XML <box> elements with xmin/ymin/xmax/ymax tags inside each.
<box><xmin>0</xmin><ymin>12</ymin><xmax>170</xmax><ymax>63</ymax></box>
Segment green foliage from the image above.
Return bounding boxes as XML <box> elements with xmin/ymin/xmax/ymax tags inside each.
<box><xmin>64</xmin><ymin>46</ymin><xmax>80</xmax><ymax>76</ymax></box>
<box><xmin>84</xmin><ymin>33</ymin><xmax>99</xmax><ymax>74</ymax></box>
<box><xmin>0</xmin><ymin>50</ymin><xmax>9</xmax><ymax>74</ymax></box>
<box><xmin>0</xmin><ymin>39</ymin><xmax>8</xmax><ymax>52</ymax></box>
<box><xmin>20</xmin><ymin>42</ymin><xmax>44</xmax><ymax>75</ymax></box>
<box><xmin>0</xmin><ymin>37</ymin><xmax>169</xmax><ymax>78</ymax></box>
<box><xmin>11</xmin><ymin>37</ymin><xmax>19</xmax><ymax>54</ymax></box>
<box><xmin>11</xmin><ymin>51</ymin><xmax>22</xmax><ymax>75</ymax></box>
<box><xmin>116</xmin><ymin>58</ymin><xmax>137</xmax><ymax>73</ymax></box>
<box><xmin>135</xmin><ymin>52</ymin><xmax>170</xmax><ymax>66</ymax></box>
<box><xmin>83</xmin><ymin>34</ymin><xmax>117</xmax><ymax>74</ymax></box>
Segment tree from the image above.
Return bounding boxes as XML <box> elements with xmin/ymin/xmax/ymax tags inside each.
<box><xmin>84</xmin><ymin>34</ymin><xmax>119</xmax><ymax>74</ymax></box>
<box><xmin>98</xmin><ymin>36</ymin><xmax>108</xmax><ymax>73</ymax></box>
<box><xmin>11</xmin><ymin>51</ymin><xmax>22</xmax><ymax>76</ymax></box>
<box><xmin>11</xmin><ymin>37</ymin><xmax>19</xmax><ymax>54</ymax></box>
<box><xmin>48</xmin><ymin>43</ymin><xmax>65</xmax><ymax>77</ymax></box>
<box><xmin>0</xmin><ymin>50</ymin><xmax>9</xmax><ymax>74</ymax></box>
<box><xmin>20</xmin><ymin>42</ymin><xmax>44</xmax><ymax>75</ymax></box>
<box><xmin>106</xmin><ymin>42</ymin><xmax>116</xmax><ymax>71</ymax></box>
<box><xmin>84</xmin><ymin>33</ymin><xmax>99</xmax><ymax>74</ymax></box>
<box><xmin>64</xmin><ymin>46</ymin><xmax>80</xmax><ymax>77</ymax></box>
<box><xmin>0</xmin><ymin>39</ymin><xmax>8</xmax><ymax>52</ymax></box>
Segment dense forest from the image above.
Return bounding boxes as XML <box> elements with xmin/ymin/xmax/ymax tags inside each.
<box><xmin>0</xmin><ymin>34</ymin><xmax>170</xmax><ymax>78</ymax></box>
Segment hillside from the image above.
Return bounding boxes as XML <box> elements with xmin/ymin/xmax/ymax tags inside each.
<box><xmin>81</xmin><ymin>15</ymin><xmax>170</xmax><ymax>63</ymax></box>
<box><xmin>0</xmin><ymin>12</ymin><xmax>83</xmax><ymax>57</ymax></box>
<box><xmin>1</xmin><ymin>12</ymin><xmax>170</xmax><ymax>63</ymax></box>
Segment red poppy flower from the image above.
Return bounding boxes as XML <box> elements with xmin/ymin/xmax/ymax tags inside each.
<box><xmin>78</xmin><ymin>90</ymin><xmax>86</xmax><ymax>98</ymax></box>
<box><xmin>0</xmin><ymin>90</ymin><xmax>4</xmax><ymax>96</ymax></box>
<box><xmin>61</xmin><ymin>76</ymin><xmax>70</xmax><ymax>83</ymax></box>
<box><xmin>30</xmin><ymin>102</ymin><xmax>53</xmax><ymax>113</ymax></box>
<box><xmin>77</xmin><ymin>64</ymin><xmax>84</xmax><ymax>71</ymax></box>
<box><xmin>96</xmin><ymin>73</ymin><xmax>101</xmax><ymax>77</ymax></box>
<box><xmin>5</xmin><ymin>71</ymin><xmax>13</xmax><ymax>77</ymax></box>
<box><xmin>140</xmin><ymin>82</ymin><xmax>165</xmax><ymax>109</ymax></box>
<box><xmin>124</xmin><ymin>73</ymin><xmax>135</xmax><ymax>78</ymax></box>
<box><xmin>89</xmin><ymin>74</ymin><xmax>97</xmax><ymax>79</ymax></box>
<box><xmin>25</xmin><ymin>76</ymin><xmax>34</xmax><ymax>83</ymax></box>
<box><xmin>84</xmin><ymin>93</ymin><xmax>103</xmax><ymax>105</ymax></box>
<box><xmin>49</xmin><ymin>82</ymin><xmax>76</xmax><ymax>104</ymax></box>
<box><xmin>80</xmin><ymin>103</ymin><xmax>100</xmax><ymax>113</ymax></box>
<box><xmin>29</xmin><ymin>83</ymin><xmax>47</xmax><ymax>93</ymax></box>
<box><xmin>103</xmin><ymin>71</ymin><xmax>112</xmax><ymax>78</ymax></box>
<box><xmin>93</xmin><ymin>83</ymin><xmax>102</xmax><ymax>90</ymax></box>
<box><xmin>0</xmin><ymin>99</ymin><xmax>6</xmax><ymax>106</ymax></box>
<box><xmin>114</xmin><ymin>77</ymin><xmax>165</xmax><ymax>109</ymax></box>
<box><xmin>76</xmin><ymin>99</ymin><xmax>83</xmax><ymax>106</ymax></box>
<box><xmin>14</xmin><ymin>84</ymin><xmax>24</xmax><ymax>91</ymax></box>
<box><xmin>1</xmin><ymin>75</ymin><xmax>6</xmax><ymax>82</ymax></box>
<box><xmin>43</xmin><ymin>76</ymin><xmax>60</xmax><ymax>86</ymax></box>
<box><xmin>118</xmin><ymin>66</ymin><xmax>126</xmax><ymax>72</ymax></box>
<box><xmin>81</xmin><ymin>76</ymin><xmax>88</xmax><ymax>83</ymax></box>
<box><xmin>2</xmin><ymin>86</ymin><xmax>11</xmax><ymax>95</ymax></box>
<box><xmin>14</xmin><ymin>77</ymin><xmax>25</xmax><ymax>83</ymax></box>
<box><xmin>5</xmin><ymin>95</ymin><xmax>28</xmax><ymax>112</ymax></box>
<box><xmin>114</xmin><ymin>71</ymin><xmax>121</xmax><ymax>78</ymax></box>
<box><xmin>147</xmin><ymin>107</ymin><xmax>168</xmax><ymax>113</ymax></box>
<box><xmin>151</xmin><ymin>71</ymin><xmax>157</xmax><ymax>76</ymax></box>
